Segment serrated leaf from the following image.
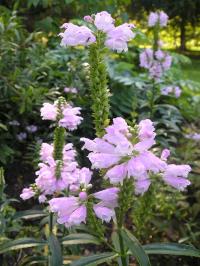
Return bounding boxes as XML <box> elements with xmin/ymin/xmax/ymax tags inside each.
<box><xmin>143</xmin><ymin>243</ymin><xmax>200</xmax><ymax>257</ymax></box>
<box><xmin>49</xmin><ymin>234</ymin><xmax>62</xmax><ymax>266</ymax></box>
<box><xmin>0</xmin><ymin>238</ymin><xmax>47</xmax><ymax>254</ymax></box>
<box><xmin>62</xmin><ymin>233</ymin><xmax>100</xmax><ymax>245</ymax></box>
<box><xmin>122</xmin><ymin>229</ymin><xmax>151</xmax><ymax>266</ymax></box>
<box><xmin>70</xmin><ymin>252</ymin><xmax>118</xmax><ymax>266</ymax></box>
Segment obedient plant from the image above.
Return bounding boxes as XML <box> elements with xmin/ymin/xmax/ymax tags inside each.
<box><xmin>139</xmin><ymin>11</ymin><xmax>182</xmax><ymax>118</ymax></box>
<box><xmin>16</xmin><ymin>10</ymin><xmax>200</xmax><ymax>266</ymax></box>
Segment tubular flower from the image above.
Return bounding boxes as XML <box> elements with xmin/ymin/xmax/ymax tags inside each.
<box><xmin>59</xmin><ymin>11</ymin><xmax>135</xmax><ymax>53</ymax></box>
<box><xmin>59</xmin><ymin>23</ymin><xmax>96</xmax><ymax>47</ymax></box>
<box><xmin>81</xmin><ymin>117</ymin><xmax>191</xmax><ymax>194</ymax></box>
<box><xmin>35</xmin><ymin>144</ymin><xmax>79</xmax><ymax>195</ymax></box>
<box><xmin>140</xmin><ymin>48</ymin><xmax>172</xmax><ymax>80</ymax></box>
<box><xmin>20</xmin><ymin>187</ymin><xmax>35</xmax><ymax>200</ymax></box>
<box><xmin>49</xmin><ymin>171</ymin><xmax>119</xmax><ymax>226</ymax></box>
<box><xmin>148</xmin><ymin>11</ymin><xmax>168</xmax><ymax>27</ymax></box>
<box><xmin>40</xmin><ymin>100</ymin><xmax>83</xmax><ymax>131</ymax></box>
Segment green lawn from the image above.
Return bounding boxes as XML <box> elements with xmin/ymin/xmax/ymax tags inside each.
<box><xmin>182</xmin><ymin>58</ymin><xmax>200</xmax><ymax>83</ymax></box>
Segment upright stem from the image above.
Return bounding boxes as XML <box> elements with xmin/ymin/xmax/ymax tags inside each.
<box><xmin>116</xmin><ymin>179</ymin><xmax>133</xmax><ymax>266</ymax></box>
<box><xmin>88</xmin><ymin>32</ymin><xmax>110</xmax><ymax>137</ymax></box>
<box><xmin>49</xmin><ymin>212</ymin><xmax>53</xmax><ymax>234</ymax></box>
<box><xmin>150</xmin><ymin>24</ymin><xmax>160</xmax><ymax>119</ymax></box>
<box><xmin>118</xmin><ymin>229</ymin><xmax>128</xmax><ymax>266</ymax></box>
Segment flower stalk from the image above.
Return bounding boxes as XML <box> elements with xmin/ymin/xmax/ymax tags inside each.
<box><xmin>88</xmin><ymin>33</ymin><xmax>110</xmax><ymax>137</ymax></box>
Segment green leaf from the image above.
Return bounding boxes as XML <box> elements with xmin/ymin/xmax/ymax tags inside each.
<box><xmin>70</xmin><ymin>252</ymin><xmax>118</xmax><ymax>266</ymax></box>
<box><xmin>13</xmin><ymin>210</ymin><xmax>47</xmax><ymax>220</ymax></box>
<box><xmin>122</xmin><ymin>229</ymin><xmax>151</xmax><ymax>266</ymax></box>
<box><xmin>0</xmin><ymin>238</ymin><xmax>47</xmax><ymax>254</ymax></box>
<box><xmin>49</xmin><ymin>234</ymin><xmax>62</xmax><ymax>266</ymax></box>
<box><xmin>143</xmin><ymin>243</ymin><xmax>200</xmax><ymax>257</ymax></box>
<box><xmin>21</xmin><ymin>256</ymin><xmax>48</xmax><ymax>265</ymax></box>
<box><xmin>62</xmin><ymin>233</ymin><xmax>100</xmax><ymax>245</ymax></box>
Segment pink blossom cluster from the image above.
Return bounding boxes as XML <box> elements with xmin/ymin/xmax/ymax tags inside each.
<box><xmin>161</xmin><ymin>86</ymin><xmax>182</xmax><ymax>98</ymax></box>
<box><xmin>81</xmin><ymin>117</ymin><xmax>191</xmax><ymax>194</ymax></box>
<box><xmin>140</xmin><ymin>48</ymin><xmax>172</xmax><ymax>80</ymax></box>
<box><xmin>148</xmin><ymin>11</ymin><xmax>168</xmax><ymax>27</ymax></box>
<box><xmin>35</xmin><ymin>143</ymin><xmax>78</xmax><ymax>196</ymax></box>
<box><xmin>49</xmin><ymin>180</ymin><xmax>119</xmax><ymax>227</ymax></box>
<box><xmin>59</xmin><ymin>11</ymin><xmax>135</xmax><ymax>53</ymax></box>
<box><xmin>40</xmin><ymin>101</ymin><xmax>82</xmax><ymax>131</ymax></box>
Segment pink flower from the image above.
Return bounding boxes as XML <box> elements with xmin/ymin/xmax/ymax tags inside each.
<box><xmin>161</xmin><ymin>149</ymin><xmax>170</xmax><ymax>161</ymax></box>
<box><xmin>105</xmin><ymin>23</ymin><xmax>135</xmax><ymax>53</ymax></box>
<box><xmin>148</xmin><ymin>12</ymin><xmax>159</xmax><ymax>27</ymax></box>
<box><xmin>135</xmin><ymin>178</ymin><xmax>151</xmax><ymax>195</ymax></box>
<box><xmin>84</xmin><ymin>15</ymin><xmax>93</xmax><ymax>23</ymax></box>
<box><xmin>174</xmin><ymin>86</ymin><xmax>182</xmax><ymax>98</ymax></box>
<box><xmin>138</xmin><ymin>119</ymin><xmax>155</xmax><ymax>140</ymax></box>
<box><xmin>38</xmin><ymin>194</ymin><xmax>47</xmax><ymax>203</ymax></box>
<box><xmin>49</xmin><ymin>196</ymin><xmax>86</xmax><ymax>227</ymax></box>
<box><xmin>148</xmin><ymin>11</ymin><xmax>168</xmax><ymax>27</ymax></box>
<box><xmin>159</xmin><ymin>11</ymin><xmax>168</xmax><ymax>27</ymax></box>
<box><xmin>93</xmin><ymin>204</ymin><xmax>115</xmax><ymax>222</ymax></box>
<box><xmin>163</xmin><ymin>164</ymin><xmax>191</xmax><ymax>190</ymax></box>
<box><xmin>94</xmin><ymin>11</ymin><xmax>115</xmax><ymax>32</ymax></box>
<box><xmin>59</xmin><ymin>23</ymin><xmax>96</xmax><ymax>47</ymax></box>
<box><xmin>20</xmin><ymin>187</ymin><xmax>35</xmax><ymax>200</ymax></box>
<box><xmin>59</xmin><ymin>104</ymin><xmax>83</xmax><ymax>131</ymax></box>
<box><xmin>40</xmin><ymin>103</ymin><xmax>57</xmax><ymax>121</ymax></box>
<box><xmin>93</xmin><ymin>187</ymin><xmax>119</xmax><ymax>207</ymax></box>
<box><xmin>82</xmin><ymin>117</ymin><xmax>167</xmax><ymax>193</ymax></box>
<box><xmin>40</xmin><ymin>143</ymin><xmax>53</xmax><ymax>162</ymax></box>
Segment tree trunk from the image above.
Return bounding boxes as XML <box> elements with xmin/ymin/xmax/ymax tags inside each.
<box><xmin>180</xmin><ymin>18</ymin><xmax>187</xmax><ymax>51</ymax></box>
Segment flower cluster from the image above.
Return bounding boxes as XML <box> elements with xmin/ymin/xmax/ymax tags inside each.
<box><xmin>148</xmin><ymin>11</ymin><xmax>168</xmax><ymax>27</ymax></box>
<box><xmin>59</xmin><ymin>11</ymin><xmax>135</xmax><ymax>53</ymax></box>
<box><xmin>40</xmin><ymin>100</ymin><xmax>82</xmax><ymax>131</ymax></box>
<box><xmin>81</xmin><ymin>117</ymin><xmax>191</xmax><ymax>194</ymax></box>
<box><xmin>140</xmin><ymin>48</ymin><xmax>172</xmax><ymax>80</ymax></box>
<box><xmin>161</xmin><ymin>85</ymin><xmax>182</xmax><ymax>98</ymax></box>
<box><xmin>35</xmin><ymin>143</ymin><xmax>78</xmax><ymax>196</ymax></box>
<box><xmin>49</xmin><ymin>178</ymin><xmax>119</xmax><ymax>227</ymax></box>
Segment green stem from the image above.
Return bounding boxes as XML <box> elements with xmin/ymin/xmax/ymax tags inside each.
<box><xmin>49</xmin><ymin>212</ymin><xmax>53</xmax><ymax>234</ymax></box>
<box><xmin>118</xmin><ymin>229</ymin><xmax>128</xmax><ymax>266</ymax></box>
<box><xmin>150</xmin><ymin>82</ymin><xmax>156</xmax><ymax>119</ymax></box>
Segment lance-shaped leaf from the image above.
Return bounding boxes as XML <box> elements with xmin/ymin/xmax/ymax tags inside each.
<box><xmin>13</xmin><ymin>209</ymin><xmax>47</xmax><ymax>220</ymax></box>
<box><xmin>122</xmin><ymin>229</ymin><xmax>151</xmax><ymax>266</ymax></box>
<box><xmin>62</xmin><ymin>233</ymin><xmax>100</xmax><ymax>245</ymax></box>
<box><xmin>143</xmin><ymin>243</ymin><xmax>200</xmax><ymax>257</ymax></box>
<box><xmin>70</xmin><ymin>252</ymin><xmax>118</xmax><ymax>266</ymax></box>
<box><xmin>0</xmin><ymin>238</ymin><xmax>47</xmax><ymax>254</ymax></box>
<box><xmin>21</xmin><ymin>256</ymin><xmax>48</xmax><ymax>266</ymax></box>
<box><xmin>49</xmin><ymin>234</ymin><xmax>62</xmax><ymax>266</ymax></box>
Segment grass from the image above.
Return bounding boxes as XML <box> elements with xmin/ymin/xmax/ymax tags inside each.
<box><xmin>182</xmin><ymin>58</ymin><xmax>200</xmax><ymax>83</ymax></box>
